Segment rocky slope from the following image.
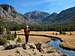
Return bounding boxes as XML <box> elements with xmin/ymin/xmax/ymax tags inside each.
<box><xmin>24</xmin><ymin>11</ymin><xmax>49</xmax><ymax>23</ymax></box>
<box><xmin>0</xmin><ymin>4</ymin><xmax>26</xmax><ymax>24</ymax></box>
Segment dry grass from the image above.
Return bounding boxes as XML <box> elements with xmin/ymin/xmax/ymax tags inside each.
<box><xmin>15</xmin><ymin>30</ymin><xmax>75</xmax><ymax>49</ymax></box>
<box><xmin>16</xmin><ymin>31</ymin><xmax>51</xmax><ymax>43</ymax></box>
<box><xmin>30</xmin><ymin>31</ymin><xmax>75</xmax><ymax>50</ymax></box>
<box><xmin>60</xmin><ymin>35</ymin><xmax>75</xmax><ymax>49</ymax></box>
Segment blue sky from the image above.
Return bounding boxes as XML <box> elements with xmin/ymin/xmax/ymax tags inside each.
<box><xmin>0</xmin><ymin>0</ymin><xmax>75</xmax><ymax>14</ymax></box>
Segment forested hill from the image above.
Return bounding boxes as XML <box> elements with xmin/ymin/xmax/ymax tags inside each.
<box><xmin>53</xmin><ymin>7</ymin><xmax>75</xmax><ymax>31</ymax></box>
<box><xmin>24</xmin><ymin>7</ymin><xmax>75</xmax><ymax>31</ymax></box>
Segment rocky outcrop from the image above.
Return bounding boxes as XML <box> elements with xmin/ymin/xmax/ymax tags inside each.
<box><xmin>0</xmin><ymin>42</ymin><xmax>63</xmax><ymax>56</ymax></box>
<box><xmin>21</xmin><ymin>42</ymin><xmax>63</xmax><ymax>56</ymax></box>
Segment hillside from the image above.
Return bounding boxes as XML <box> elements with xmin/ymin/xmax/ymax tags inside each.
<box><xmin>0</xmin><ymin>4</ymin><xmax>26</xmax><ymax>24</ymax></box>
<box><xmin>0</xmin><ymin>4</ymin><xmax>27</xmax><ymax>31</ymax></box>
<box><xmin>24</xmin><ymin>11</ymin><xmax>49</xmax><ymax>24</ymax></box>
<box><xmin>24</xmin><ymin>7</ymin><xmax>75</xmax><ymax>31</ymax></box>
<box><xmin>55</xmin><ymin>7</ymin><xmax>75</xmax><ymax>31</ymax></box>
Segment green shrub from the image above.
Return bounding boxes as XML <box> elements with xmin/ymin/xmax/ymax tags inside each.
<box><xmin>17</xmin><ymin>37</ymin><xmax>22</xmax><ymax>43</ymax></box>
<box><xmin>0</xmin><ymin>32</ymin><xmax>16</xmax><ymax>45</ymax></box>
<box><xmin>0</xmin><ymin>37</ymin><xmax>7</xmax><ymax>45</ymax></box>
<box><xmin>59</xmin><ymin>31</ymin><xmax>66</xmax><ymax>34</ymax></box>
<box><xmin>2</xmin><ymin>34</ymin><xmax>15</xmax><ymax>40</ymax></box>
<box><xmin>6</xmin><ymin>34</ymin><xmax>15</xmax><ymax>40</ymax></box>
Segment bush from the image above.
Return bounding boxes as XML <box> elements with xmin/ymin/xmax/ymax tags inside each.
<box><xmin>0</xmin><ymin>37</ymin><xmax>7</xmax><ymax>45</ymax></box>
<box><xmin>0</xmin><ymin>33</ymin><xmax>16</xmax><ymax>45</ymax></box>
<box><xmin>6</xmin><ymin>34</ymin><xmax>15</xmax><ymax>40</ymax></box>
<box><xmin>59</xmin><ymin>31</ymin><xmax>66</xmax><ymax>34</ymax></box>
<box><xmin>2</xmin><ymin>34</ymin><xmax>15</xmax><ymax>40</ymax></box>
<box><xmin>17</xmin><ymin>37</ymin><xmax>22</xmax><ymax>43</ymax></box>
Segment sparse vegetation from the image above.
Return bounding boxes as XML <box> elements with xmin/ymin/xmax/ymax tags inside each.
<box><xmin>0</xmin><ymin>37</ymin><xmax>7</xmax><ymax>45</ymax></box>
<box><xmin>47</xmin><ymin>51</ymin><xmax>54</xmax><ymax>53</ymax></box>
<box><xmin>59</xmin><ymin>31</ymin><xmax>66</xmax><ymax>34</ymax></box>
<box><xmin>16</xmin><ymin>37</ymin><xmax>22</xmax><ymax>43</ymax></box>
<box><xmin>6</xmin><ymin>34</ymin><xmax>15</xmax><ymax>40</ymax></box>
<box><xmin>0</xmin><ymin>34</ymin><xmax>17</xmax><ymax>45</ymax></box>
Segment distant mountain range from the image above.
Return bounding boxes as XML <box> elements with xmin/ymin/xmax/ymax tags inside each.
<box><xmin>0</xmin><ymin>4</ymin><xmax>75</xmax><ymax>31</ymax></box>
<box><xmin>24</xmin><ymin>11</ymin><xmax>49</xmax><ymax>24</ymax></box>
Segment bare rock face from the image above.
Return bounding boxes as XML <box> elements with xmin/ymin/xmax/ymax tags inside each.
<box><xmin>0</xmin><ymin>4</ymin><xmax>26</xmax><ymax>24</ymax></box>
<box><xmin>0</xmin><ymin>4</ymin><xmax>15</xmax><ymax>13</ymax></box>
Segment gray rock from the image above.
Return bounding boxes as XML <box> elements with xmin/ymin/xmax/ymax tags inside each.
<box><xmin>3</xmin><ymin>40</ymin><xmax>17</xmax><ymax>50</ymax></box>
<box><xmin>0</xmin><ymin>46</ymin><xmax>4</xmax><ymax>50</ymax></box>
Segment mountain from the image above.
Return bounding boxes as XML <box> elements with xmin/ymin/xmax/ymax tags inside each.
<box><xmin>0</xmin><ymin>4</ymin><xmax>27</xmax><ymax>31</ymax></box>
<box><xmin>42</xmin><ymin>12</ymin><xmax>58</xmax><ymax>24</ymax></box>
<box><xmin>24</xmin><ymin>11</ymin><xmax>50</xmax><ymax>30</ymax></box>
<box><xmin>53</xmin><ymin>7</ymin><xmax>75</xmax><ymax>31</ymax></box>
<box><xmin>0</xmin><ymin>4</ymin><xmax>75</xmax><ymax>31</ymax></box>
<box><xmin>24</xmin><ymin>11</ymin><xmax>49</xmax><ymax>24</ymax></box>
<box><xmin>0</xmin><ymin>4</ymin><xmax>26</xmax><ymax>24</ymax></box>
<box><xmin>24</xmin><ymin>7</ymin><xmax>75</xmax><ymax>31</ymax></box>
<box><xmin>55</xmin><ymin>7</ymin><xmax>75</xmax><ymax>23</ymax></box>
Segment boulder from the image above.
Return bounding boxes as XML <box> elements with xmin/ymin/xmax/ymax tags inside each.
<box><xmin>3</xmin><ymin>40</ymin><xmax>17</xmax><ymax>50</ymax></box>
<box><xmin>0</xmin><ymin>46</ymin><xmax>4</xmax><ymax>50</ymax></box>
